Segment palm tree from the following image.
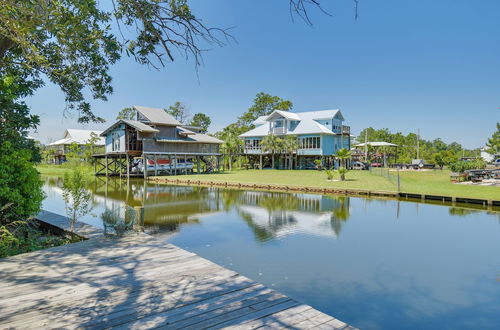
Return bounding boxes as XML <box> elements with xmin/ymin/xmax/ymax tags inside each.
<box><xmin>261</xmin><ymin>134</ymin><xmax>283</xmax><ymax>169</ymax></box>
<box><xmin>335</xmin><ymin>148</ymin><xmax>352</xmax><ymax>168</ymax></box>
<box><xmin>282</xmin><ymin>135</ymin><xmax>299</xmax><ymax>169</ymax></box>
<box><xmin>222</xmin><ymin>132</ymin><xmax>241</xmax><ymax>170</ymax></box>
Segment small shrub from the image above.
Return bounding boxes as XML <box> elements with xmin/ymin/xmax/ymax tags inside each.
<box><xmin>337</xmin><ymin>167</ymin><xmax>348</xmax><ymax>181</ymax></box>
<box><xmin>325</xmin><ymin>170</ymin><xmax>335</xmax><ymax>180</ymax></box>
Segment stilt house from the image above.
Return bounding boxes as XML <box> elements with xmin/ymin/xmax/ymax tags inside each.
<box><xmin>95</xmin><ymin>105</ymin><xmax>223</xmax><ymax>177</ymax></box>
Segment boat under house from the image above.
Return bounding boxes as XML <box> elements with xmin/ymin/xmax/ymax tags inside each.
<box><xmin>93</xmin><ymin>105</ymin><xmax>224</xmax><ymax>177</ymax></box>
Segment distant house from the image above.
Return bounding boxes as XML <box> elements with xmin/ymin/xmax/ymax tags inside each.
<box><xmin>97</xmin><ymin>105</ymin><xmax>223</xmax><ymax>176</ymax></box>
<box><xmin>239</xmin><ymin>109</ymin><xmax>350</xmax><ymax>169</ymax></box>
<box><xmin>48</xmin><ymin>129</ymin><xmax>104</xmax><ymax>164</ymax></box>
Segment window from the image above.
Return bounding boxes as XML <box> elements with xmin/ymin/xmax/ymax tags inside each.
<box><xmin>274</xmin><ymin>120</ymin><xmax>283</xmax><ymax>128</ymax></box>
<box><xmin>245</xmin><ymin>139</ymin><xmax>261</xmax><ymax>150</ymax></box>
<box><xmin>111</xmin><ymin>132</ymin><xmax>120</xmax><ymax>151</ymax></box>
<box><xmin>299</xmin><ymin>136</ymin><xmax>320</xmax><ymax>149</ymax></box>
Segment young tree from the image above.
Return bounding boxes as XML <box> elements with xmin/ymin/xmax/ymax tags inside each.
<box><xmin>83</xmin><ymin>132</ymin><xmax>102</xmax><ymax>162</ymax></box>
<box><xmin>116</xmin><ymin>107</ymin><xmax>136</xmax><ymax>120</ymax></box>
<box><xmin>282</xmin><ymin>136</ymin><xmax>299</xmax><ymax>169</ymax></box>
<box><xmin>165</xmin><ymin>102</ymin><xmax>190</xmax><ymax>124</ymax></box>
<box><xmin>222</xmin><ymin>132</ymin><xmax>242</xmax><ymax>170</ymax></box>
<box><xmin>189</xmin><ymin>113</ymin><xmax>212</xmax><ymax>133</ymax></box>
<box><xmin>485</xmin><ymin>122</ymin><xmax>500</xmax><ymax>155</ymax></box>
<box><xmin>261</xmin><ymin>135</ymin><xmax>283</xmax><ymax>169</ymax></box>
<box><xmin>62</xmin><ymin>167</ymin><xmax>93</xmax><ymax>232</ymax></box>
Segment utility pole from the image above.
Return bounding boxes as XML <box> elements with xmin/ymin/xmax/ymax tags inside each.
<box><xmin>364</xmin><ymin>129</ymin><xmax>368</xmax><ymax>162</ymax></box>
<box><xmin>416</xmin><ymin>129</ymin><xmax>420</xmax><ymax>160</ymax></box>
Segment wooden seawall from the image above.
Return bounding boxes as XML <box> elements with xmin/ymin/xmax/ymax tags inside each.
<box><xmin>0</xmin><ymin>211</ymin><xmax>354</xmax><ymax>329</ymax></box>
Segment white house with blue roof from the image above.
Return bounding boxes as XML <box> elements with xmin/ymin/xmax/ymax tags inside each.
<box><xmin>239</xmin><ymin>109</ymin><xmax>350</xmax><ymax>169</ymax></box>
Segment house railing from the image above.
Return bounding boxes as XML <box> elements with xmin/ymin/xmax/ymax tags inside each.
<box><xmin>272</xmin><ymin>127</ymin><xmax>286</xmax><ymax>135</ymax></box>
<box><xmin>342</xmin><ymin>126</ymin><xmax>350</xmax><ymax>134</ymax></box>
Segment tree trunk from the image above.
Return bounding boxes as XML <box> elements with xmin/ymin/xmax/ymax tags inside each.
<box><xmin>271</xmin><ymin>153</ymin><xmax>275</xmax><ymax>169</ymax></box>
<box><xmin>228</xmin><ymin>153</ymin><xmax>232</xmax><ymax>170</ymax></box>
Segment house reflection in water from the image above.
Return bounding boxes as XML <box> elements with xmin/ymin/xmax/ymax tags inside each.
<box><xmin>44</xmin><ymin>176</ymin><xmax>351</xmax><ymax>240</ymax></box>
<box><xmin>228</xmin><ymin>191</ymin><xmax>351</xmax><ymax>241</ymax></box>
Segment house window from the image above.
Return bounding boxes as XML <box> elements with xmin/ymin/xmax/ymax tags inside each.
<box><xmin>111</xmin><ymin>132</ymin><xmax>120</xmax><ymax>151</ymax></box>
<box><xmin>299</xmin><ymin>137</ymin><xmax>320</xmax><ymax>149</ymax></box>
<box><xmin>274</xmin><ymin>120</ymin><xmax>283</xmax><ymax>128</ymax></box>
<box><xmin>245</xmin><ymin>139</ymin><xmax>261</xmax><ymax>150</ymax></box>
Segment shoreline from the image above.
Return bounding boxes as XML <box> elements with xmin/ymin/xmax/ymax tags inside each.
<box><xmin>149</xmin><ymin>176</ymin><xmax>500</xmax><ymax>211</ymax></box>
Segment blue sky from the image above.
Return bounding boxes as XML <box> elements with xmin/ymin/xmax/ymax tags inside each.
<box><xmin>28</xmin><ymin>0</ymin><xmax>499</xmax><ymax>148</ymax></box>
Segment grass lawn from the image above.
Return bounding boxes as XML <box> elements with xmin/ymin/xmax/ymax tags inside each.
<box><xmin>159</xmin><ymin>169</ymin><xmax>499</xmax><ymax>200</ymax></box>
<box><xmin>397</xmin><ymin>169</ymin><xmax>499</xmax><ymax>200</ymax></box>
<box><xmin>159</xmin><ymin>169</ymin><xmax>396</xmax><ymax>192</ymax></box>
<box><xmin>36</xmin><ymin>163</ymin><xmax>93</xmax><ymax>176</ymax></box>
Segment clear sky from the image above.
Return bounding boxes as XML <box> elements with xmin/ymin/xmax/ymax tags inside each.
<box><xmin>27</xmin><ymin>0</ymin><xmax>499</xmax><ymax>148</ymax></box>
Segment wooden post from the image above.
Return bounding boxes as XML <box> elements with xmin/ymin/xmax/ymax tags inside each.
<box><xmin>174</xmin><ymin>154</ymin><xmax>177</xmax><ymax>175</ymax></box>
<box><xmin>126</xmin><ymin>154</ymin><xmax>130</xmax><ymax>178</ymax></box>
<box><xmin>184</xmin><ymin>154</ymin><xmax>187</xmax><ymax>175</ymax></box>
<box><xmin>143</xmin><ymin>154</ymin><xmax>147</xmax><ymax>179</ymax></box>
<box><xmin>197</xmin><ymin>156</ymin><xmax>200</xmax><ymax>174</ymax></box>
<box><xmin>105</xmin><ymin>155</ymin><xmax>108</xmax><ymax>177</ymax></box>
<box><xmin>119</xmin><ymin>155</ymin><xmax>123</xmax><ymax>177</ymax></box>
<box><xmin>154</xmin><ymin>154</ymin><xmax>158</xmax><ymax>177</ymax></box>
<box><xmin>260</xmin><ymin>154</ymin><xmax>263</xmax><ymax>170</ymax></box>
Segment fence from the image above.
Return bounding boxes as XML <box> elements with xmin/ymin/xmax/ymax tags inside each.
<box><xmin>369</xmin><ymin>167</ymin><xmax>401</xmax><ymax>192</ymax></box>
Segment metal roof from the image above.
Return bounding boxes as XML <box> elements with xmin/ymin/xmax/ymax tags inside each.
<box><xmin>48</xmin><ymin>129</ymin><xmax>104</xmax><ymax>146</ymax></box>
<box><xmin>100</xmin><ymin>120</ymin><xmax>159</xmax><ymax>136</ymax></box>
<box><xmin>239</xmin><ymin>109</ymin><xmax>342</xmax><ymax>138</ymax></box>
<box><xmin>354</xmin><ymin>142</ymin><xmax>398</xmax><ymax>147</ymax></box>
<box><xmin>156</xmin><ymin>132</ymin><xmax>223</xmax><ymax>144</ymax></box>
<box><xmin>133</xmin><ymin>105</ymin><xmax>182</xmax><ymax>126</ymax></box>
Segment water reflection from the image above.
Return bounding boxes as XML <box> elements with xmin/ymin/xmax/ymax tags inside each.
<box><xmin>43</xmin><ymin>176</ymin><xmax>352</xmax><ymax>240</ymax></box>
<box><xmin>41</xmin><ymin>175</ymin><xmax>500</xmax><ymax>330</ymax></box>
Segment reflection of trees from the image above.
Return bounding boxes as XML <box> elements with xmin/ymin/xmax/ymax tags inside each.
<box><xmin>330</xmin><ymin>197</ymin><xmax>350</xmax><ymax>236</ymax></box>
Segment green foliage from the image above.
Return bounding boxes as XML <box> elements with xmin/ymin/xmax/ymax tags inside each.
<box><xmin>62</xmin><ymin>167</ymin><xmax>93</xmax><ymax>231</ymax></box>
<box><xmin>189</xmin><ymin>113</ymin><xmax>212</xmax><ymax>133</ymax></box>
<box><xmin>485</xmin><ymin>122</ymin><xmax>500</xmax><ymax>155</ymax></box>
<box><xmin>0</xmin><ymin>220</ymin><xmax>81</xmax><ymax>258</ymax></box>
<box><xmin>261</xmin><ymin>135</ymin><xmax>283</xmax><ymax>169</ymax></box>
<box><xmin>116</xmin><ymin>107</ymin><xmax>136</xmax><ymax>120</ymax></box>
<box><xmin>335</xmin><ymin>148</ymin><xmax>351</xmax><ymax>168</ymax></box>
<box><xmin>325</xmin><ymin>169</ymin><xmax>335</xmax><ymax>180</ymax></box>
<box><xmin>0</xmin><ymin>1</ymin><xmax>230</xmax><ymax>122</ymax></box>
<box><xmin>165</xmin><ymin>101</ymin><xmax>190</xmax><ymax>124</ymax></box>
<box><xmin>0</xmin><ymin>142</ymin><xmax>44</xmax><ymax>223</ymax></box>
<box><xmin>237</xmin><ymin>92</ymin><xmax>293</xmax><ymax>128</ymax></box>
<box><xmin>0</xmin><ymin>72</ymin><xmax>41</xmax><ymax>160</ymax></box>
<box><xmin>314</xmin><ymin>159</ymin><xmax>323</xmax><ymax>170</ymax></box>
<box><xmin>357</xmin><ymin>127</ymin><xmax>475</xmax><ymax>164</ymax></box>
<box><xmin>83</xmin><ymin>132</ymin><xmax>102</xmax><ymax>162</ymax></box>
<box><xmin>282</xmin><ymin>136</ymin><xmax>299</xmax><ymax>169</ymax></box>
<box><xmin>449</xmin><ymin>159</ymin><xmax>486</xmax><ymax>173</ymax></box>
<box><xmin>337</xmin><ymin>167</ymin><xmax>348</xmax><ymax>181</ymax></box>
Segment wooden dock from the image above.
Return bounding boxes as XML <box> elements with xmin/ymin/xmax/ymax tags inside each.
<box><xmin>0</xmin><ymin>211</ymin><xmax>354</xmax><ymax>329</ymax></box>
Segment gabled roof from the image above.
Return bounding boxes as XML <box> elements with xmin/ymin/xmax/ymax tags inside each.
<box><xmin>100</xmin><ymin>120</ymin><xmax>159</xmax><ymax>136</ymax></box>
<box><xmin>134</xmin><ymin>105</ymin><xmax>182</xmax><ymax>126</ymax></box>
<box><xmin>239</xmin><ymin>109</ymin><xmax>343</xmax><ymax>138</ymax></box>
<box><xmin>49</xmin><ymin>129</ymin><xmax>104</xmax><ymax>146</ymax></box>
<box><xmin>266</xmin><ymin>110</ymin><xmax>300</xmax><ymax>121</ymax></box>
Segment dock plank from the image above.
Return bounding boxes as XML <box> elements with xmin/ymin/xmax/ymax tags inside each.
<box><xmin>0</xmin><ymin>212</ymin><xmax>355</xmax><ymax>329</ymax></box>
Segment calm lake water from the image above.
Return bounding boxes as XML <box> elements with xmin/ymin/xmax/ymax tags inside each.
<box><xmin>42</xmin><ymin>176</ymin><xmax>500</xmax><ymax>330</ymax></box>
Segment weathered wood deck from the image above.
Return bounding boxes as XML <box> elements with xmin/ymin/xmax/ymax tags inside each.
<box><xmin>0</xmin><ymin>211</ymin><xmax>354</xmax><ymax>329</ymax></box>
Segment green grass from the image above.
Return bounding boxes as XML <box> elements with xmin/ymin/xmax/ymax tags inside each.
<box><xmin>159</xmin><ymin>169</ymin><xmax>499</xmax><ymax>200</ymax></box>
<box><xmin>159</xmin><ymin>169</ymin><xmax>396</xmax><ymax>192</ymax></box>
<box><xmin>36</xmin><ymin>163</ymin><xmax>93</xmax><ymax>176</ymax></box>
<box><xmin>398</xmin><ymin>169</ymin><xmax>499</xmax><ymax>200</ymax></box>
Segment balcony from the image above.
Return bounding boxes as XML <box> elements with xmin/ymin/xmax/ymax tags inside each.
<box><xmin>342</xmin><ymin>125</ymin><xmax>350</xmax><ymax>134</ymax></box>
<box><xmin>244</xmin><ymin>148</ymin><xmax>263</xmax><ymax>155</ymax></box>
<box><xmin>272</xmin><ymin>127</ymin><xmax>286</xmax><ymax>135</ymax></box>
